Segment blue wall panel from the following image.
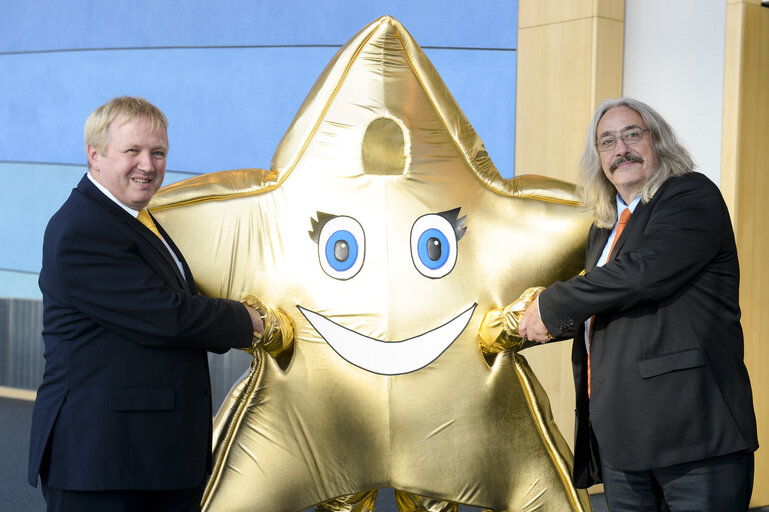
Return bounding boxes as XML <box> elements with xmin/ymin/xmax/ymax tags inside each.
<box><xmin>0</xmin><ymin>48</ymin><xmax>338</xmax><ymax>171</ymax></box>
<box><xmin>0</xmin><ymin>0</ymin><xmax>517</xmax><ymax>299</ymax></box>
<box><xmin>0</xmin><ymin>163</ymin><xmax>196</xmax><ymax>277</ymax></box>
<box><xmin>0</xmin><ymin>271</ymin><xmax>41</xmax><ymax>300</ymax></box>
<box><xmin>1</xmin><ymin>1</ymin><xmax>516</xmax><ymax>51</ymax></box>
<box><xmin>1</xmin><ymin>48</ymin><xmax>514</xmax><ymax>173</ymax></box>
<box><xmin>430</xmin><ymin>49</ymin><xmax>517</xmax><ymax>176</ymax></box>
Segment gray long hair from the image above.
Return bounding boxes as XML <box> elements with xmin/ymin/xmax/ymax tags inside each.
<box><xmin>578</xmin><ymin>98</ymin><xmax>694</xmax><ymax>228</ymax></box>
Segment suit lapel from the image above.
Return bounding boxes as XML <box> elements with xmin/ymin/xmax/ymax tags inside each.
<box><xmin>154</xmin><ymin>217</ymin><xmax>198</xmax><ymax>294</ymax></box>
<box><xmin>77</xmin><ymin>176</ymin><xmax>191</xmax><ymax>292</ymax></box>
<box><xmin>586</xmin><ymin>225</ymin><xmax>610</xmax><ymax>271</ymax></box>
<box><xmin>610</xmin><ymin>198</ymin><xmax>653</xmax><ymax>259</ymax></box>
<box><xmin>134</xmin><ymin>215</ymin><xmax>190</xmax><ymax>292</ymax></box>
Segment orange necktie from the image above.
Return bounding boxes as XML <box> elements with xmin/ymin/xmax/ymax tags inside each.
<box><xmin>137</xmin><ymin>209</ymin><xmax>163</xmax><ymax>241</ymax></box>
<box><xmin>587</xmin><ymin>207</ymin><xmax>631</xmax><ymax>397</ymax></box>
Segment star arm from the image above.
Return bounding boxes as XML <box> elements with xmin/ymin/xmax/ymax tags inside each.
<box><xmin>478</xmin><ymin>287</ymin><xmax>545</xmax><ymax>354</ymax></box>
<box><xmin>240</xmin><ymin>294</ymin><xmax>295</xmax><ymax>358</ymax></box>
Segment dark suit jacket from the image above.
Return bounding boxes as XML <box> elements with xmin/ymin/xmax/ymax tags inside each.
<box><xmin>539</xmin><ymin>172</ymin><xmax>758</xmax><ymax>487</ymax></box>
<box><xmin>28</xmin><ymin>175</ymin><xmax>253</xmax><ymax>490</ymax></box>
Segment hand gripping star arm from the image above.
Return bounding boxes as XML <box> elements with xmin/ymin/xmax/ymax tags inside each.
<box><xmin>478</xmin><ymin>286</ymin><xmax>546</xmax><ymax>354</ymax></box>
<box><xmin>240</xmin><ymin>294</ymin><xmax>295</xmax><ymax>358</ymax></box>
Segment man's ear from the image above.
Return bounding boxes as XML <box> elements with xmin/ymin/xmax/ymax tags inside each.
<box><xmin>86</xmin><ymin>145</ymin><xmax>100</xmax><ymax>172</ymax></box>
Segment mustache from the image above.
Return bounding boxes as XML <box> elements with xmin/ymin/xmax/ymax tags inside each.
<box><xmin>610</xmin><ymin>153</ymin><xmax>644</xmax><ymax>172</ymax></box>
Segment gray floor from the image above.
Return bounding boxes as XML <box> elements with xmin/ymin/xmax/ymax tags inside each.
<box><xmin>1</xmin><ymin>396</ymin><xmax>46</xmax><ymax>512</ymax></box>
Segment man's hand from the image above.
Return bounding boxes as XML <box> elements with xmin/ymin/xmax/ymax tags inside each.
<box><xmin>245</xmin><ymin>305</ymin><xmax>265</xmax><ymax>336</ymax></box>
<box><xmin>240</xmin><ymin>294</ymin><xmax>295</xmax><ymax>358</ymax></box>
<box><xmin>518</xmin><ymin>291</ymin><xmax>552</xmax><ymax>344</ymax></box>
<box><xmin>478</xmin><ymin>286</ymin><xmax>545</xmax><ymax>354</ymax></box>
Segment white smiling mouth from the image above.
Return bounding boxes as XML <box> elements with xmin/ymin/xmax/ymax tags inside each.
<box><xmin>297</xmin><ymin>303</ymin><xmax>476</xmax><ymax>375</ymax></box>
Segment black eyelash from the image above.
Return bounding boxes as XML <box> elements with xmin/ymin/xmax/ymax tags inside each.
<box><xmin>308</xmin><ymin>212</ymin><xmax>338</xmax><ymax>244</ymax></box>
<box><xmin>437</xmin><ymin>207</ymin><xmax>467</xmax><ymax>241</ymax></box>
<box><xmin>310</xmin><ymin>209</ymin><xmax>466</xmax><ymax>243</ymax></box>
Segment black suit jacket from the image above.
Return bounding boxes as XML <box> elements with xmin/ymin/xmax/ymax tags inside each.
<box><xmin>539</xmin><ymin>172</ymin><xmax>758</xmax><ymax>487</ymax></box>
<box><xmin>28</xmin><ymin>175</ymin><xmax>253</xmax><ymax>490</ymax></box>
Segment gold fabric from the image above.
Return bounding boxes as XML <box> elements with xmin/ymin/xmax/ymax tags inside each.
<box><xmin>479</xmin><ymin>286</ymin><xmax>546</xmax><ymax>355</ymax></box>
<box><xmin>316</xmin><ymin>490</ymin><xmax>379</xmax><ymax>512</ymax></box>
<box><xmin>239</xmin><ymin>294</ymin><xmax>295</xmax><ymax>358</ymax></box>
<box><xmin>394</xmin><ymin>490</ymin><xmax>461</xmax><ymax>512</ymax></box>
<box><xmin>137</xmin><ymin>209</ymin><xmax>163</xmax><ymax>240</ymax></box>
<box><xmin>318</xmin><ymin>489</ymin><xmax>463</xmax><ymax>512</ymax></box>
<box><xmin>150</xmin><ymin>16</ymin><xmax>593</xmax><ymax>512</ymax></box>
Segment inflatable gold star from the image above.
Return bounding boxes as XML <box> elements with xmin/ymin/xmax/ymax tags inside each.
<box><xmin>151</xmin><ymin>16</ymin><xmax>592</xmax><ymax>512</ymax></box>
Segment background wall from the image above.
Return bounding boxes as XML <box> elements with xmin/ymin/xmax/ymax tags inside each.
<box><xmin>516</xmin><ymin>0</ymin><xmax>768</xmax><ymax>506</ymax></box>
<box><xmin>623</xmin><ymin>0</ymin><xmax>727</xmax><ymax>185</ymax></box>
<box><xmin>2</xmin><ymin>0</ymin><xmax>767</xmax><ymax>507</ymax></box>
<box><xmin>0</xmin><ymin>6</ymin><xmax>518</xmax><ymax>509</ymax></box>
<box><xmin>0</xmin><ymin>0</ymin><xmax>518</xmax><ymax>300</ymax></box>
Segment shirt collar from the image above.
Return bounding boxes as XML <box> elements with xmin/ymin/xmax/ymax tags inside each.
<box><xmin>616</xmin><ymin>194</ymin><xmax>641</xmax><ymax>219</ymax></box>
<box><xmin>87</xmin><ymin>172</ymin><xmax>140</xmax><ymax>218</ymax></box>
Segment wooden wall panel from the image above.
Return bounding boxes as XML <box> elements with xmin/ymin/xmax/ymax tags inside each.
<box><xmin>516</xmin><ymin>18</ymin><xmax>594</xmax><ymax>180</ymax></box>
<box><xmin>516</xmin><ymin>3</ymin><xmax>623</xmax><ymax>179</ymax></box>
<box><xmin>519</xmin><ymin>0</ymin><xmax>768</xmax><ymax>504</ymax></box>
<box><xmin>516</xmin><ymin>0</ymin><xmax>624</xmax><ymax>496</ymax></box>
<box><xmin>722</xmin><ymin>0</ymin><xmax>769</xmax><ymax>506</ymax></box>
<box><xmin>519</xmin><ymin>0</ymin><xmax>623</xmax><ymax>28</ymax></box>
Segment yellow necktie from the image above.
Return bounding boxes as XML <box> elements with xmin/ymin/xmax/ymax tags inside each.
<box><xmin>137</xmin><ymin>209</ymin><xmax>163</xmax><ymax>241</ymax></box>
<box><xmin>588</xmin><ymin>207</ymin><xmax>632</xmax><ymax>397</ymax></box>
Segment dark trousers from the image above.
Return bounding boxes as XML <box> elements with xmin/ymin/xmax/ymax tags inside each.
<box><xmin>41</xmin><ymin>479</ymin><xmax>206</xmax><ymax>512</ymax></box>
<box><xmin>601</xmin><ymin>450</ymin><xmax>754</xmax><ymax>512</ymax></box>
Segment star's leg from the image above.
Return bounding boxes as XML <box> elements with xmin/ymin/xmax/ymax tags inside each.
<box><xmin>394</xmin><ymin>489</ymin><xmax>458</xmax><ymax>512</ymax></box>
<box><xmin>316</xmin><ymin>490</ymin><xmax>378</xmax><ymax>512</ymax></box>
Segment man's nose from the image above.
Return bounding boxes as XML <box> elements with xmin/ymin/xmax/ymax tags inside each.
<box><xmin>137</xmin><ymin>151</ymin><xmax>154</xmax><ymax>170</ymax></box>
<box><xmin>614</xmin><ymin>137</ymin><xmax>631</xmax><ymax>155</ymax></box>
<box><xmin>614</xmin><ymin>137</ymin><xmax>630</xmax><ymax>156</ymax></box>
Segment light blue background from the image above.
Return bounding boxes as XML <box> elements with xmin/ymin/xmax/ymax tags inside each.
<box><xmin>0</xmin><ymin>1</ymin><xmax>517</xmax><ymax>297</ymax></box>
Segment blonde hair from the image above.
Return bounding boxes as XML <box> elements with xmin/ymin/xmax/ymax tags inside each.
<box><xmin>84</xmin><ymin>96</ymin><xmax>168</xmax><ymax>169</ymax></box>
<box><xmin>578</xmin><ymin>98</ymin><xmax>694</xmax><ymax>228</ymax></box>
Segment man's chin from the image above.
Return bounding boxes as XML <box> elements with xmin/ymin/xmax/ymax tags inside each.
<box><xmin>125</xmin><ymin>194</ymin><xmax>155</xmax><ymax>211</ymax></box>
<box><xmin>128</xmin><ymin>187</ymin><xmax>160</xmax><ymax>209</ymax></box>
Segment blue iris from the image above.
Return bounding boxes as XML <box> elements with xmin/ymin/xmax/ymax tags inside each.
<box><xmin>417</xmin><ymin>228</ymin><xmax>450</xmax><ymax>270</ymax></box>
<box><xmin>325</xmin><ymin>230</ymin><xmax>359</xmax><ymax>272</ymax></box>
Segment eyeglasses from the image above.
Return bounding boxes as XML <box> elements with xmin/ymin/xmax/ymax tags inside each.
<box><xmin>595</xmin><ymin>128</ymin><xmax>649</xmax><ymax>152</ymax></box>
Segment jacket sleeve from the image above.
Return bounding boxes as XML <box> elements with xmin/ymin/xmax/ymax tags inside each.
<box><xmin>53</xmin><ymin>218</ymin><xmax>254</xmax><ymax>350</ymax></box>
<box><xmin>540</xmin><ymin>174</ymin><xmax>726</xmax><ymax>338</ymax></box>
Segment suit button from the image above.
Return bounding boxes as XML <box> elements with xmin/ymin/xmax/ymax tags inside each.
<box><xmin>204</xmin><ymin>388</ymin><xmax>211</xmax><ymax>397</ymax></box>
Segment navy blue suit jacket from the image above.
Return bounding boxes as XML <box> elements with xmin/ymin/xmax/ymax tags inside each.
<box><xmin>28</xmin><ymin>175</ymin><xmax>253</xmax><ymax>490</ymax></box>
<box><xmin>540</xmin><ymin>172</ymin><xmax>758</xmax><ymax>487</ymax></box>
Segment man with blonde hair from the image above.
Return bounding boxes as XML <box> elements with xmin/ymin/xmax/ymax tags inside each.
<box><xmin>519</xmin><ymin>97</ymin><xmax>757</xmax><ymax>511</ymax></box>
<box><xmin>28</xmin><ymin>96</ymin><xmax>265</xmax><ymax>511</ymax></box>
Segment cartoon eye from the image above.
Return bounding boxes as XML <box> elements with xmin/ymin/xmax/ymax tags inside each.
<box><xmin>410</xmin><ymin>214</ymin><xmax>458</xmax><ymax>278</ymax></box>
<box><xmin>317</xmin><ymin>216</ymin><xmax>365</xmax><ymax>280</ymax></box>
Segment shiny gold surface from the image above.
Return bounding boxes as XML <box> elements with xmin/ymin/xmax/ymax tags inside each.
<box><xmin>316</xmin><ymin>490</ymin><xmax>379</xmax><ymax>512</ymax></box>
<box><xmin>239</xmin><ymin>294</ymin><xmax>295</xmax><ymax>358</ymax></box>
<box><xmin>479</xmin><ymin>286</ymin><xmax>546</xmax><ymax>355</ymax></box>
<box><xmin>151</xmin><ymin>16</ymin><xmax>592</xmax><ymax>512</ymax></box>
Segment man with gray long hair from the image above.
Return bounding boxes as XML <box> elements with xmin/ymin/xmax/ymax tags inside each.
<box><xmin>519</xmin><ymin>97</ymin><xmax>757</xmax><ymax>511</ymax></box>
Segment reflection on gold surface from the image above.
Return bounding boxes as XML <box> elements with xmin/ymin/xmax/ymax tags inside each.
<box><xmin>362</xmin><ymin>117</ymin><xmax>407</xmax><ymax>176</ymax></box>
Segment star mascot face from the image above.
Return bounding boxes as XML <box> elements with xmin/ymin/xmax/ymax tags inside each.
<box><xmin>151</xmin><ymin>16</ymin><xmax>593</xmax><ymax>512</ymax></box>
